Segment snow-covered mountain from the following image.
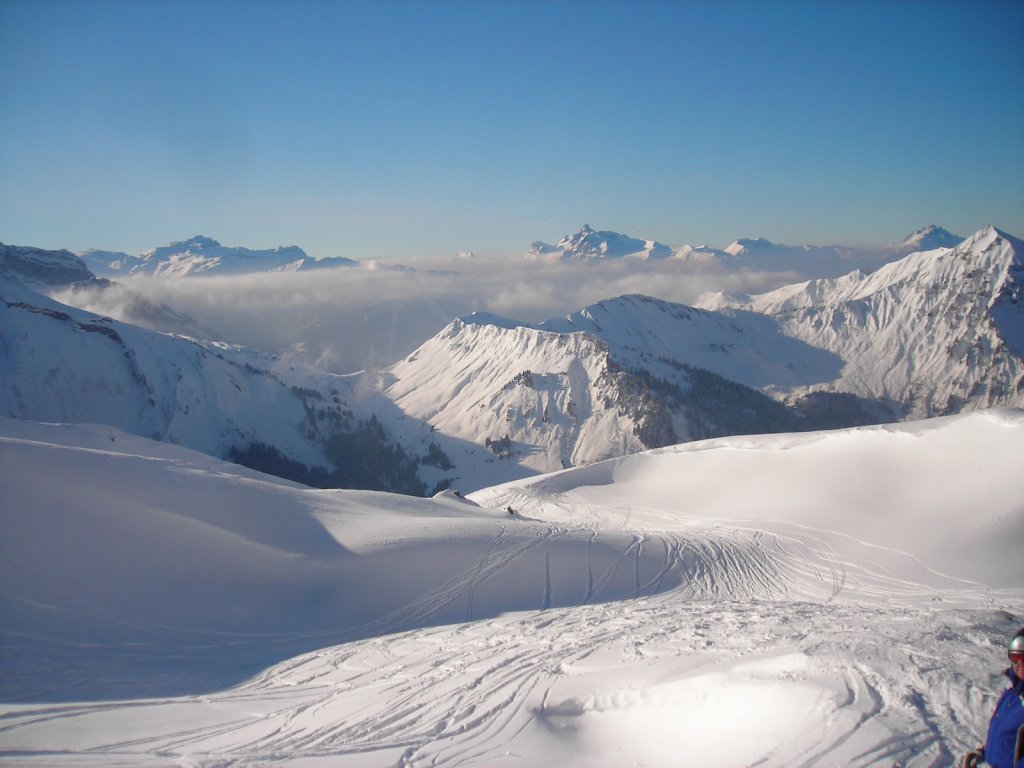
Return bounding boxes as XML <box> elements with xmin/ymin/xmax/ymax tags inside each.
<box><xmin>76</xmin><ymin>247</ymin><xmax>146</xmax><ymax>275</ymax></box>
<box><xmin>526</xmin><ymin>224</ymin><xmax>942</xmax><ymax>276</ymax></box>
<box><xmin>669</xmin><ymin>242</ymin><xmax>737</xmax><ymax>265</ymax></box>
<box><xmin>270</xmin><ymin>254</ymin><xmax>361</xmax><ymax>272</ymax></box>
<box><xmin>717</xmin><ymin>226</ymin><xmax>964</xmax><ymax>275</ymax></box>
<box><xmin>701</xmin><ymin>225</ymin><xmax>1024</xmax><ymax>418</ymax></box>
<box><xmin>5</xmin><ymin>224</ymin><xmax>1021</xmax><ymax>493</ymax></box>
<box><xmin>78</xmin><ymin>235</ymin><xmax>359</xmax><ymax>277</ymax></box>
<box><xmin>385</xmin><ymin>296</ymin><xmax>847</xmax><ymax>479</ymax></box>
<box><xmin>386</xmin><ymin>297</ymin><xmax>873</xmax><ymax>477</ymax></box>
<box><xmin>2</xmin><ymin>275</ymin><xmax>322</xmax><ymax>459</ymax></box>
<box><xmin>0</xmin><ymin>265</ymin><xmax>470</xmax><ymax>495</ymax></box>
<box><xmin>899</xmin><ymin>224</ymin><xmax>963</xmax><ymax>252</ymax></box>
<box><xmin>386</xmin><ymin>225</ymin><xmax>1023</xmax><ymax>478</ymax></box>
<box><xmin>529</xmin><ymin>224</ymin><xmax>673</xmax><ymax>262</ymax></box>
<box><xmin>4</xmin><ymin>241</ymin><xmax>221</xmax><ymax>340</ymax></box>
<box><xmin>720</xmin><ymin>236</ymin><xmax>884</xmax><ymax>275</ymax></box>
<box><xmin>2</xmin><ymin>242</ymin><xmax>101</xmax><ymax>288</ymax></box>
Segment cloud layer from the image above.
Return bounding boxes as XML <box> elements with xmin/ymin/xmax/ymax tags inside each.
<box><xmin>60</xmin><ymin>255</ymin><xmax>811</xmax><ymax>374</ymax></box>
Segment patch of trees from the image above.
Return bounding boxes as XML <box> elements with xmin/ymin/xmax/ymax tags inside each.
<box><xmin>228</xmin><ymin>415</ymin><xmax>455</xmax><ymax>497</ymax></box>
<box><xmin>485</xmin><ymin>434</ymin><xmax>513</xmax><ymax>458</ymax></box>
<box><xmin>421</xmin><ymin>441</ymin><xmax>454</xmax><ymax>470</ymax></box>
<box><xmin>788</xmin><ymin>391</ymin><xmax>894</xmax><ymax>429</ymax></box>
<box><xmin>669</xmin><ymin>365</ymin><xmax>804</xmax><ymax>440</ymax></box>
<box><xmin>504</xmin><ymin>370</ymin><xmax>536</xmax><ymax>390</ymax></box>
<box><xmin>323</xmin><ymin>416</ymin><xmax>425</xmax><ymax>495</ymax></box>
<box><xmin>227</xmin><ymin>441</ymin><xmax>334</xmax><ymax>488</ymax></box>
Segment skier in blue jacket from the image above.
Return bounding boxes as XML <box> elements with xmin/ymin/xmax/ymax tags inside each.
<box><xmin>964</xmin><ymin>628</ymin><xmax>1024</xmax><ymax>768</ymax></box>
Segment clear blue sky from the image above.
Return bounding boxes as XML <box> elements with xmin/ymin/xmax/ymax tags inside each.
<box><xmin>1</xmin><ymin>0</ymin><xmax>1022</xmax><ymax>259</ymax></box>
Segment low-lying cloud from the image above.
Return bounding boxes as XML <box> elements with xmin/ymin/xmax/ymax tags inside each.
<box><xmin>59</xmin><ymin>255</ymin><xmax>809</xmax><ymax>374</ymax></box>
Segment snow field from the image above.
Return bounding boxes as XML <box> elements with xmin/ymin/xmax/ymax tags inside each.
<box><xmin>1</xmin><ymin>599</ymin><xmax>1015</xmax><ymax>766</ymax></box>
<box><xmin>1</xmin><ymin>410</ymin><xmax>1023</xmax><ymax>766</ymax></box>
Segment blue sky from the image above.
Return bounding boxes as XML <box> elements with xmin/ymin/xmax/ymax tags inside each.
<box><xmin>1</xmin><ymin>0</ymin><xmax>1022</xmax><ymax>259</ymax></box>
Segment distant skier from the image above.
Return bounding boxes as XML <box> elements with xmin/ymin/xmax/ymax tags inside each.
<box><xmin>506</xmin><ymin>506</ymin><xmax>516</xmax><ymax>517</ymax></box>
<box><xmin>963</xmin><ymin>628</ymin><xmax>1024</xmax><ymax>768</ymax></box>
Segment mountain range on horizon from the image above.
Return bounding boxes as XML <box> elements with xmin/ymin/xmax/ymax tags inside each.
<box><xmin>66</xmin><ymin>223</ymin><xmax>968</xmax><ymax>279</ymax></box>
<box><xmin>529</xmin><ymin>223</ymin><xmax>965</xmax><ymax>268</ymax></box>
<box><xmin>2</xmin><ymin>222</ymin><xmax>1021</xmax><ymax>494</ymax></box>
<box><xmin>77</xmin><ymin>235</ymin><xmax>362</xmax><ymax>278</ymax></box>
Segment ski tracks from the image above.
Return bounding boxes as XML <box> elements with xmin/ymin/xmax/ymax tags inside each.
<box><xmin>3</xmin><ymin>496</ymin><xmax>1016</xmax><ymax>766</ymax></box>
<box><xmin>1</xmin><ymin>601</ymin><xmax>1018</xmax><ymax>766</ymax></box>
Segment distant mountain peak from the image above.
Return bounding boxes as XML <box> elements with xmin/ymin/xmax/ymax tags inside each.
<box><xmin>1</xmin><ymin>242</ymin><xmax>99</xmax><ymax>288</ymax></box>
<box><xmin>724</xmin><ymin>237</ymin><xmax>777</xmax><ymax>256</ymax></box>
<box><xmin>530</xmin><ymin>225</ymin><xmax>671</xmax><ymax>261</ymax></box>
<box><xmin>900</xmin><ymin>225</ymin><xmax>962</xmax><ymax>252</ymax></box>
<box><xmin>129</xmin><ymin>237</ymin><xmax>311</xmax><ymax>277</ymax></box>
<box><xmin>147</xmin><ymin>235</ymin><xmax>221</xmax><ymax>253</ymax></box>
<box><xmin>458</xmin><ymin>311</ymin><xmax>528</xmax><ymax>331</ymax></box>
<box><xmin>185</xmin><ymin>235</ymin><xmax>220</xmax><ymax>247</ymax></box>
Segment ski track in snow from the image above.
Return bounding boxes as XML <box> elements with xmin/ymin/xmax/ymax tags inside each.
<box><xmin>1</xmin><ymin>599</ymin><xmax>1015</xmax><ymax>767</ymax></box>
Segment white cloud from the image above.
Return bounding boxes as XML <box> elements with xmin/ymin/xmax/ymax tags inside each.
<box><xmin>59</xmin><ymin>255</ymin><xmax>810</xmax><ymax>374</ymax></box>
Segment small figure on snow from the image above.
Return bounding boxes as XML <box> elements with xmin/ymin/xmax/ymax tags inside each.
<box><xmin>506</xmin><ymin>506</ymin><xmax>516</xmax><ymax>517</ymax></box>
<box><xmin>963</xmin><ymin>628</ymin><xmax>1024</xmax><ymax>768</ymax></box>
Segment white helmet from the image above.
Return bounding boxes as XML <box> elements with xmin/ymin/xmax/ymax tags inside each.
<box><xmin>1009</xmin><ymin>629</ymin><xmax>1024</xmax><ymax>655</ymax></box>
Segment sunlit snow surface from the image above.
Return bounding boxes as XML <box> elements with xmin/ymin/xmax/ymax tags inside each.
<box><xmin>1</xmin><ymin>411</ymin><xmax>1023</xmax><ymax>766</ymax></box>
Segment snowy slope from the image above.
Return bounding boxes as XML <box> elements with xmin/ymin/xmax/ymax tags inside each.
<box><xmin>1</xmin><ymin>256</ymin><xmax>521</xmax><ymax>493</ymax></box>
<box><xmin>388</xmin><ymin>314</ymin><xmax>639</xmax><ymax>474</ymax></box>
<box><xmin>0</xmin><ymin>276</ymin><xmax>337</xmax><ymax>465</ymax></box>
<box><xmin>1</xmin><ymin>273</ymin><xmax>475</xmax><ymax>495</ymax></box>
<box><xmin>1</xmin><ymin>410</ymin><xmax>1021</xmax><ymax>766</ymax></box>
<box><xmin>538</xmin><ymin>293</ymin><xmax>843</xmax><ymax>393</ymax></box>
<box><xmin>701</xmin><ymin>226</ymin><xmax>1024</xmax><ymax>417</ymax></box>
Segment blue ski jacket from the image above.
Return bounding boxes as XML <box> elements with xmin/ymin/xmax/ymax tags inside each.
<box><xmin>983</xmin><ymin>669</ymin><xmax>1024</xmax><ymax>768</ymax></box>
